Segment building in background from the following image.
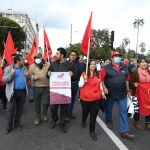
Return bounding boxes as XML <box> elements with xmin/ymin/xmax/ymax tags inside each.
<box><xmin>0</xmin><ymin>11</ymin><xmax>39</xmax><ymax>55</ymax></box>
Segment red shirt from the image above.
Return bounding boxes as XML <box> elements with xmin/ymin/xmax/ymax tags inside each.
<box><xmin>79</xmin><ymin>72</ymin><xmax>102</xmax><ymax>101</ymax></box>
<box><xmin>101</xmin><ymin>63</ymin><xmax>130</xmax><ymax>81</ymax></box>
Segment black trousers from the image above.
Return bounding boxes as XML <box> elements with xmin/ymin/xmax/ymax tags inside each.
<box><xmin>33</xmin><ymin>87</ymin><xmax>49</xmax><ymax>119</ymax></box>
<box><xmin>7</xmin><ymin>90</ymin><xmax>26</xmax><ymax>127</ymax></box>
<box><xmin>80</xmin><ymin>100</ymin><xmax>100</xmax><ymax>132</ymax></box>
<box><xmin>50</xmin><ymin>104</ymin><xmax>68</xmax><ymax>127</ymax></box>
<box><xmin>0</xmin><ymin>85</ymin><xmax>7</xmax><ymax>107</ymax></box>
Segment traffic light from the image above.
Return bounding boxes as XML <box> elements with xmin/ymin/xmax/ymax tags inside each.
<box><xmin>111</xmin><ymin>31</ymin><xmax>114</xmax><ymax>42</ymax></box>
<box><xmin>110</xmin><ymin>31</ymin><xmax>115</xmax><ymax>50</ymax></box>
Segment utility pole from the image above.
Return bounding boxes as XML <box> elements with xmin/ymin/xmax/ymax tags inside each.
<box><xmin>70</xmin><ymin>24</ymin><xmax>72</xmax><ymax>45</ymax></box>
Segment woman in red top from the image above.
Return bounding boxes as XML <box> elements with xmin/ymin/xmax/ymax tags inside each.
<box><xmin>0</xmin><ymin>59</ymin><xmax>8</xmax><ymax>111</ymax></box>
<box><xmin>79</xmin><ymin>60</ymin><xmax>106</xmax><ymax>141</ymax></box>
<box><xmin>130</xmin><ymin>59</ymin><xmax>150</xmax><ymax>129</ymax></box>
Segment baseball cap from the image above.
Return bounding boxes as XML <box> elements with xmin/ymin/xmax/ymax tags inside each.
<box><xmin>111</xmin><ymin>51</ymin><xmax>121</xmax><ymax>57</ymax></box>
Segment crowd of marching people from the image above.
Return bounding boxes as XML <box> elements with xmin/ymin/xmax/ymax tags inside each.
<box><xmin>0</xmin><ymin>47</ymin><xmax>150</xmax><ymax>141</ymax></box>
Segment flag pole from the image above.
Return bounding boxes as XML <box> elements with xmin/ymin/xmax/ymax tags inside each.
<box><xmin>46</xmin><ymin>48</ymin><xmax>50</xmax><ymax>62</ymax></box>
<box><xmin>1</xmin><ymin>55</ymin><xmax>5</xmax><ymax>67</ymax></box>
<box><xmin>86</xmin><ymin>37</ymin><xmax>90</xmax><ymax>75</ymax></box>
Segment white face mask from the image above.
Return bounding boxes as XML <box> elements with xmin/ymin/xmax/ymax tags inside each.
<box><xmin>35</xmin><ymin>58</ymin><xmax>41</xmax><ymax>64</ymax></box>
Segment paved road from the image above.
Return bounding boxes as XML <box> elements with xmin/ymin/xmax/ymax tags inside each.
<box><xmin>0</xmin><ymin>100</ymin><xmax>149</xmax><ymax>150</ymax></box>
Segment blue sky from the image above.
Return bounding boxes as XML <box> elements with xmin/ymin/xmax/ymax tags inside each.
<box><xmin>1</xmin><ymin>0</ymin><xmax>150</xmax><ymax>55</ymax></box>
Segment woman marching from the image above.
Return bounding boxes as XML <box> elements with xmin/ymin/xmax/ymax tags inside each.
<box><xmin>130</xmin><ymin>58</ymin><xmax>150</xmax><ymax>129</ymax></box>
<box><xmin>79</xmin><ymin>60</ymin><xmax>106</xmax><ymax>141</ymax></box>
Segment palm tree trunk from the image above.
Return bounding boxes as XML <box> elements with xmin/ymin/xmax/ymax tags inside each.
<box><xmin>136</xmin><ymin>27</ymin><xmax>139</xmax><ymax>60</ymax></box>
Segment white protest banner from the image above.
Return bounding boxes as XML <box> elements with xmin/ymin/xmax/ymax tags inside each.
<box><xmin>50</xmin><ymin>72</ymin><xmax>71</xmax><ymax>104</ymax></box>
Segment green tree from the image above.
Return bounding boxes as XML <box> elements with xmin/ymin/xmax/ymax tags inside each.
<box><xmin>0</xmin><ymin>17</ymin><xmax>26</xmax><ymax>55</ymax></box>
<box><xmin>90</xmin><ymin>29</ymin><xmax>111</xmax><ymax>59</ymax></box>
<box><xmin>66</xmin><ymin>43</ymin><xmax>83</xmax><ymax>56</ymax></box>
<box><xmin>146</xmin><ymin>51</ymin><xmax>150</xmax><ymax>59</ymax></box>
<box><xmin>139</xmin><ymin>42</ymin><xmax>146</xmax><ymax>54</ymax></box>
<box><xmin>133</xmin><ymin>18</ymin><xmax>144</xmax><ymax>57</ymax></box>
<box><xmin>127</xmin><ymin>50</ymin><xmax>136</xmax><ymax>59</ymax></box>
<box><xmin>122</xmin><ymin>38</ymin><xmax>130</xmax><ymax>50</ymax></box>
<box><xmin>66</xmin><ymin>29</ymin><xmax>111</xmax><ymax>60</ymax></box>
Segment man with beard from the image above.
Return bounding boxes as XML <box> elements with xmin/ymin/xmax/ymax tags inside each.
<box><xmin>47</xmin><ymin>47</ymin><xmax>74</xmax><ymax>133</ymax></box>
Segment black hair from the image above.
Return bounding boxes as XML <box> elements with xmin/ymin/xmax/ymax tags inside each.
<box><xmin>4</xmin><ymin>59</ymin><xmax>7</xmax><ymax>64</ymax></box>
<box><xmin>137</xmin><ymin>58</ymin><xmax>148</xmax><ymax>64</ymax></box>
<box><xmin>69</xmin><ymin>50</ymin><xmax>78</xmax><ymax>56</ymax></box>
<box><xmin>11</xmin><ymin>53</ymin><xmax>16</xmax><ymax>57</ymax></box>
<box><xmin>14</xmin><ymin>54</ymin><xmax>23</xmax><ymax>64</ymax></box>
<box><xmin>130</xmin><ymin>60</ymin><xmax>134</xmax><ymax>62</ymax></box>
<box><xmin>57</xmin><ymin>47</ymin><xmax>66</xmax><ymax>58</ymax></box>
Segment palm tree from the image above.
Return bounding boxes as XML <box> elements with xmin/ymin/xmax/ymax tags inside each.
<box><xmin>122</xmin><ymin>38</ymin><xmax>130</xmax><ymax>49</ymax></box>
<box><xmin>139</xmin><ymin>42</ymin><xmax>146</xmax><ymax>54</ymax></box>
<box><xmin>133</xmin><ymin>18</ymin><xmax>144</xmax><ymax>58</ymax></box>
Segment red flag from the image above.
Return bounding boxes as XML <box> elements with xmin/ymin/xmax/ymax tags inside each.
<box><xmin>80</xmin><ymin>12</ymin><xmax>92</xmax><ymax>55</ymax></box>
<box><xmin>136</xmin><ymin>82</ymin><xmax>150</xmax><ymax>116</ymax></box>
<box><xmin>43</xmin><ymin>29</ymin><xmax>52</xmax><ymax>60</ymax></box>
<box><xmin>5</xmin><ymin>31</ymin><xmax>17</xmax><ymax>55</ymax></box>
<box><xmin>2</xmin><ymin>31</ymin><xmax>17</xmax><ymax>65</ymax></box>
<box><xmin>26</xmin><ymin>36</ymin><xmax>38</xmax><ymax>66</ymax></box>
<box><xmin>3</xmin><ymin>42</ymin><xmax>12</xmax><ymax>65</ymax></box>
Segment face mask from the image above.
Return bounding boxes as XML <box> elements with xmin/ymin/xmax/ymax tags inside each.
<box><xmin>35</xmin><ymin>58</ymin><xmax>41</xmax><ymax>64</ymax></box>
<box><xmin>113</xmin><ymin>57</ymin><xmax>121</xmax><ymax>64</ymax></box>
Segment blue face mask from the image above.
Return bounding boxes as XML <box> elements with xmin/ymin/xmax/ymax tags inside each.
<box><xmin>113</xmin><ymin>57</ymin><xmax>121</xmax><ymax>64</ymax></box>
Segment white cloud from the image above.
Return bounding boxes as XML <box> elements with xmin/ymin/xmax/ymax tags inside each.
<box><xmin>1</xmin><ymin>0</ymin><xmax>150</xmax><ymax>55</ymax></box>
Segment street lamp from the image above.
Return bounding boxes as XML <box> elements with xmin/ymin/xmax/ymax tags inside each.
<box><xmin>70</xmin><ymin>24</ymin><xmax>79</xmax><ymax>45</ymax></box>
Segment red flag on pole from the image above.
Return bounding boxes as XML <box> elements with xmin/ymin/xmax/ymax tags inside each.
<box><xmin>43</xmin><ymin>29</ymin><xmax>52</xmax><ymax>61</ymax></box>
<box><xmin>80</xmin><ymin>12</ymin><xmax>92</xmax><ymax>55</ymax></box>
<box><xmin>2</xmin><ymin>31</ymin><xmax>17</xmax><ymax>65</ymax></box>
<box><xmin>3</xmin><ymin>42</ymin><xmax>12</xmax><ymax>65</ymax></box>
<box><xmin>26</xmin><ymin>36</ymin><xmax>38</xmax><ymax>66</ymax></box>
<box><xmin>5</xmin><ymin>31</ymin><xmax>17</xmax><ymax>55</ymax></box>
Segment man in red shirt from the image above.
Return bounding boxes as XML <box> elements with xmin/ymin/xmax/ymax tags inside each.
<box><xmin>101</xmin><ymin>51</ymin><xmax>134</xmax><ymax>140</ymax></box>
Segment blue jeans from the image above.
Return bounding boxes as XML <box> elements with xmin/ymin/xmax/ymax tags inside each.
<box><xmin>105</xmin><ymin>97</ymin><xmax>129</xmax><ymax>133</ymax></box>
<box><xmin>145</xmin><ymin>116</ymin><xmax>150</xmax><ymax>123</ymax></box>
<box><xmin>68</xmin><ymin>82</ymin><xmax>79</xmax><ymax>113</ymax></box>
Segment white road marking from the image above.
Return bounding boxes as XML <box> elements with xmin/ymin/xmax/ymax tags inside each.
<box><xmin>96</xmin><ymin>116</ymin><xmax>129</xmax><ymax>150</ymax></box>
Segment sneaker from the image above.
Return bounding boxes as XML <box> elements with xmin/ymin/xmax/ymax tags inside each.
<box><xmin>14</xmin><ymin>124</ymin><xmax>23</xmax><ymax>130</ymax></box>
<box><xmin>106</xmin><ymin>123</ymin><xmax>113</xmax><ymax>130</ymax></box>
<box><xmin>133</xmin><ymin>121</ymin><xmax>143</xmax><ymax>130</ymax></box>
<box><xmin>145</xmin><ymin>123</ymin><xmax>150</xmax><ymax>130</ymax></box>
<box><xmin>90</xmin><ymin>131</ymin><xmax>97</xmax><ymax>141</ymax></box>
<box><xmin>69</xmin><ymin>113</ymin><xmax>76</xmax><ymax>119</ymax></box>
<box><xmin>65</xmin><ymin>116</ymin><xmax>71</xmax><ymax>123</ymax></box>
<box><xmin>4</xmin><ymin>126</ymin><xmax>12</xmax><ymax>134</ymax></box>
<box><xmin>42</xmin><ymin>115</ymin><xmax>48</xmax><ymax>122</ymax></box>
<box><xmin>60</xmin><ymin>126</ymin><xmax>68</xmax><ymax>134</ymax></box>
<box><xmin>33</xmin><ymin>119</ymin><xmax>41</xmax><ymax>126</ymax></box>
<box><xmin>29</xmin><ymin>99</ymin><xmax>33</xmax><ymax>103</ymax></box>
<box><xmin>120</xmin><ymin>132</ymin><xmax>134</xmax><ymax>140</ymax></box>
<box><xmin>2</xmin><ymin>106</ymin><xmax>7</xmax><ymax>112</ymax></box>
